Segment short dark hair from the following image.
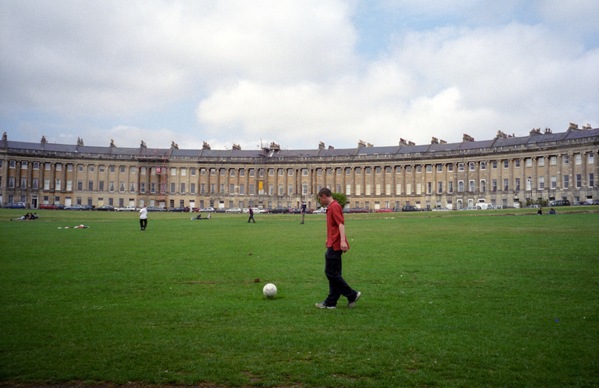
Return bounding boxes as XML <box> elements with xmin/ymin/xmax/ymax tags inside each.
<box><xmin>318</xmin><ymin>188</ymin><xmax>332</xmax><ymax>197</ymax></box>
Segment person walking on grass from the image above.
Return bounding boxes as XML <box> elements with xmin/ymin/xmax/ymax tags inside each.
<box><xmin>315</xmin><ymin>188</ymin><xmax>361</xmax><ymax>309</ymax></box>
<box><xmin>139</xmin><ymin>205</ymin><xmax>148</xmax><ymax>231</ymax></box>
<box><xmin>248</xmin><ymin>207</ymin><xmax>255</xmax><ymax>223</ymax></box>
<box><xmin>300</xmin><ymin>202</ymin><xmax>307</xmax><ymax>224</ymax></box>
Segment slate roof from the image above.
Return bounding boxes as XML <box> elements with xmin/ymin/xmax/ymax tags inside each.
<box><xmin>2</xmin><ymin>128</ymin><xmax>597</xmax><ymax>161</ymax></box>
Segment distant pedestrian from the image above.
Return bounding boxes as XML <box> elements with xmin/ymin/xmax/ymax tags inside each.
<box><xmin>248</xmin><ymin>207</ymin><xmax>255</xmax><ymax>223</ymax></box>
<box><xmin>300</xmin><ymin>202</ymin><xmax>307</xmax><ymax>224</ymax></box>
<box><xmin>139</xmin><ymin>205</ymin><xmax>148</xmax><ymax>230</ymax></box>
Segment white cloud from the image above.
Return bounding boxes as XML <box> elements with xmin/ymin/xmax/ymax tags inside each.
<box><xmin>1</xmin><ymin>1</ymin><xmax>191</xmax><ymax>115</ymax></box>
<box><xmin>195</xmin><ymin>19</ymin><xmax>599</xmax><ymax>148</ymax></box>
<box><xmin>50</xmin><ymin>124</ymin><xmax>192</xmax><ymax>151</ymax></box>
<box><xmin>537</xmin><ymin>0</ymin><xmax>599</xmax><ymax>38</ymax></box>
<box><xmin>1</xmin><ymin>0</ymin><xmax>356</xmax><ymax>116</ymax></box>
<box><xmin>1</xmin><ymin>0</ymin><xmax>598</xmax><ymax>150</ymax></box>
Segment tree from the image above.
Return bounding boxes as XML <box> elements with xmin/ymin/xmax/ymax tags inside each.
<box><xmin>332</xmin><ymin>192</ymin><xmax>347</xmax><ymax>208</ymax></box>
<box><xmin>317</xmin><ymin>192</ymin><xmax>347</xmax><ymax>208</ymax></box>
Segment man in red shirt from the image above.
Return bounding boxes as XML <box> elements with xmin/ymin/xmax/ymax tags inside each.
<box><xmin>315</xmin><ymin>188</ymin><xmax>361</xmax><ymax>309</ymax></box>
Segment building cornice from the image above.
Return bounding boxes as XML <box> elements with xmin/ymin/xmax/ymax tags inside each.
<box><xmin>1</xmin><ymin>128</ymin><xmax>597</xmax><ymax>164</ymax></box>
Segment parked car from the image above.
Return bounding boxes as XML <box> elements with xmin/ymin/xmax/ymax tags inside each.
<box><xmin>401</xmin><ymin>205</ymin><xmax>420</xmax><ymax>212</ymax></box>
<box><xmin>3</xmin><ymin>202</ymin><xmax>26</xmax><ymax>209</ymax></box>
<box><xmin>549</xmin><ymin>199</ymin><xmax>571</xmax><ymax>207</ymax></box>
<box><xmin>225</xmin><ymin>207</ymin><xmax>242</xmax><ymax>213</ymax></box>
<box><xmin>270</xmin><ymin>208</ymin><xmax>290</xmax><ymax>214</ymax></box>
<box><xmin>146</xmin><ymin>206</ymin><xmax>166</xmax><ymax>212</ymax></box>
<box><xmin>168</xmin><ymin>207</ymin><xmax>187</xmax><ymax>212</ymax></box>
<box><xmin>95</xmin><ymin>205</ymin><xmax>115</xmax><ymax>211</ymax></box>
<box><xmin>314</xmin><ymin>207</ymin><xmax>327</xmax><ymax>214</ymax></box>
<box><xmin>64</xmin><ymin>204</ymin><xmax>88</xmax><ymax>210</ymax></box>
<box><xmin>116</xmin><ymin>206</ymin><xmax>137</xmax><ymax>211</ymax></box>
<box><xmin>243</xmin><ymin>207</ymin><xmax>266</xmax><ymax>214</ymax></box>
<box><xmin>343</xmin><ymin>208</ymin><xmax>369</xmax><ymax>213</ymax></box>
<box><xmin>200</xmin><ymin>207</ymin><xmax>215</xmax><ymax>212</ymax></box>
<box><xmin>375</xmin><ymin>208</ymin><xmax>393</xmax><ymax>213</ymax></box>
<box><xmin>39</xmin><ymin>203</ymin><xmax>64</xmax><ymax>210</ymax></box>
<box><xmin>290</xmin><ymin>208</ymin><xmax>313</xmax><ymax>214</ymax></box>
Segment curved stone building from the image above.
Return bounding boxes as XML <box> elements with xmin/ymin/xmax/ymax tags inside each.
<box><xmin>1</xmin><ymin>124</ymin><xmax>598</xmax><ymax>211</ymax></box>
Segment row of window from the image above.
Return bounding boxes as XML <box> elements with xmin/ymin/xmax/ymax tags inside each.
<box><xmin>3</xmin><ymin>172</ymin><xmax>595</xmax><ymax>195</ymax></box>
<box><xmin>2</xmin><ymin>151</ymin><xmax>595</xmax><ymax>177</ymax></box>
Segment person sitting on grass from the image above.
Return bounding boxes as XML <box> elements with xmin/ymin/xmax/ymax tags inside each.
<box><xmin>15</xmin><ymin>212</ymin><xmax>37</xmax><ymax>221</ymax></box>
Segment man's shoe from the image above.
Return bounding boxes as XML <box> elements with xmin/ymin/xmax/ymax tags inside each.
<box><xmin>315</xmin><ymin>302</ymin><xmax>336</xmax><ymax>309</ymax></box>
<box><xmin>348</xmin><ymin>291</ymin><xmax>361</xmax><ymax>308</ymax></box>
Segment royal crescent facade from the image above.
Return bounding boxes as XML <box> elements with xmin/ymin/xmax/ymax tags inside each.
<box><xmin>1</xmin><ymin>124</ymin><xmax>598</xmax><ymax>211</ymax></box>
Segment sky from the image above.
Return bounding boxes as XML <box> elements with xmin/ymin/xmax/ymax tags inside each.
<box><xmin>1</xmin><ymin>0</ymin><xmax>598</xmax><ymax>151</ymax></box>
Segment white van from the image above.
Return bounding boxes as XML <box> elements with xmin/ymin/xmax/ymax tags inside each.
<box><xmin>476</xmin><ymin>201</ymin><xmax>494</xmax><ymax>210</ymax></box>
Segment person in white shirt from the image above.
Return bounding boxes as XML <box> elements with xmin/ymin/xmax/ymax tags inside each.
<box><xmin>139</xmin><ymin>205</ymin><xmax>148</xmax><ymax>231</ymax></box>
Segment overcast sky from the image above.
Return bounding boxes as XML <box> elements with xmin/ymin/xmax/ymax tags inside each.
<box><xmin>1</xmin><ymin>0</ymin><xmax>598</xmax><ymax>150</ymax></box>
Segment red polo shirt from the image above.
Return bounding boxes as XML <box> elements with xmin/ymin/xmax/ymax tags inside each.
<box><xmin>326</xmin><ymin>200</ymin><xmax>349</xmax><ymax>251</ymax></box>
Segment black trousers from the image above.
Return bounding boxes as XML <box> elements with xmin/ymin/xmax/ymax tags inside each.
<box><xmin>323</xmin><ymin>247</ymin><xmax>357</xmax><ymax>306</ymax></box>
<box><xmin>140</xmin><ymin>218</ymin><xmax>147</xmax><ymax>230</ymax></box>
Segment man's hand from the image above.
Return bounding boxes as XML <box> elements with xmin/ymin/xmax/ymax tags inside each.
<box><xmin>341</xmin><ymin>241</ymin><xmax>349</xmax><ymax>252</ymax></box>
<box><xmin>339</xmin><ymin>223</ymin><xmax>348</xmax><ymax>252</ymax></box>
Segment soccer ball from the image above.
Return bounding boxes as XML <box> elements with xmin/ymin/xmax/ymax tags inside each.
<box><xmin>263</xmin><ymin>283</ymin><xmax>277</xmax><ymax>298</ymax></box>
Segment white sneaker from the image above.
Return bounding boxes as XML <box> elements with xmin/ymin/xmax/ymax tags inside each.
<box><xmin>348</xmin><ymin>291</ymin><xmax>361</xmax><ymax>308</ymax></box>
<box><xmin>315</xmin><ymin>302</ymin><xmax>336</xmax><ymax>309</ymax></box>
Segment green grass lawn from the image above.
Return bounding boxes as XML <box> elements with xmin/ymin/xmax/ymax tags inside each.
<box><xmin>1</xmin><ymin>208</ymin><xmax>598</xmax><ymax>387</ymax></box>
